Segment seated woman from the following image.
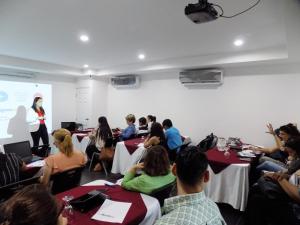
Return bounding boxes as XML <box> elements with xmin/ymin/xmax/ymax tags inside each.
<box><xmin>0</xmin><ymin>152</ymin><xmax>26</xmax><ymax>187</ymax></box>
<box><xmin>86</xmin><ymin>116</ymin><xmax>114</xmax><ymax>171</ymax></box>
<box><xmin>0</xmin><ymin>184</ymin><xmax>67</xmax><ymax>225</ymax></box>
<box><xmin>41</xmin><ymin>128</ymin><xmax>87</xmax><ymax>186</ymax></box>
<box><xmin>121</xmin><ymin>145</ymin><xmax>175</xmax><ymax>194</ymax></box>
<box><xmin>120</xmin><ymin>114</ymin><xmax>136</xmax><ymax>140</ymax></box>
<box><xmin>256</xmin><ymin>137</ymin><xmax>300</xmax><ymax>175</ymax></box>
<box><xmin>138</xmin><ymin>117</ymin><xmax>148</xmax><ymax>131</ymax></box>
<box><xmin>147</xmin><ymin>115</ymin><xmax>156</xmax><ymax>131</ymax></box>
<box><xmin>144</xmin><ymin>122</ymin><xmax>166</xmax><ymax>148</ymax></box>
<box><xmin>245</xmin><ymin>170</ymin><xmax>300</xmax><ymax>225</ymax></box>
<box><xmin>253</xmin><ymin>123</ymin><xmax>300</xmax><ymax>165</ymax></box>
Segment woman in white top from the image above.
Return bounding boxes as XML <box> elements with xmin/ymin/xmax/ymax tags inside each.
<box><xmin>27</xmin><ymin>96</ymin><xmax>49</xmax><ymax>149</ymax></box>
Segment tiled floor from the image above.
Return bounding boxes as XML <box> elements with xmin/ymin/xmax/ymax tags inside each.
<box><xmin>80</xmin><ymin>167</ymin><xmax>245</xmax><ymax>225</ymax></box>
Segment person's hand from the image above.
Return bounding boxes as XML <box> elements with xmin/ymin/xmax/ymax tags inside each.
<box><xmin>134</xmin><ymin>163</ymin><xmax>144</xmax><ymax>170</ymax></box>
<box><xmin>266</xmin><ymin>123</ymin><xmax>275</xmax><ymax>135</ymax></box>
<box><xmin>129</xmin><ymin>163</ymin><xmax>144</xmax><ymax>173</ymax></box>
<box><xmin>263</xmin><ymin>171</ymin><xmax>274</xmax><ymax>178</ymax></box>
<box><xmin>249</xmin><ymin>145</ymin><xmax>262</xmax><ymax>153</ymax></box>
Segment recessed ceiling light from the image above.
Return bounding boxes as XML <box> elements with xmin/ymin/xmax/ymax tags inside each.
<box><xmin>234</xmin><ymin>39</ymin><xmax>244</xmax><ymax>47</ymax></box>
<box><xmin>79</xmin><ymin>35</ymin><xmax>89</xmax><ymax>42</ymax></box>
<box><xmin>83</xmin><ymin>64</ymin><xmax>89</xmax><ymax>68</ymax></box>
<box><xmin>138</xmin><ymin>54</ymin><xmax>146</xmax><ymax>60</ymax></box>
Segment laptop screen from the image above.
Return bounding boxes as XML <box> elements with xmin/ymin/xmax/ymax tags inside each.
<box><xmin>3</xmin><ymin>141</ymin><xmax>32</xmax><ymax>159</ymax></box>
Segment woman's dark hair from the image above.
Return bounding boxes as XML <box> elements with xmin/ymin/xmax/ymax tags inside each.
<box><xmin>0</xmin><ymin>184</ymin><xmax>61</xmax><ymax>225</ymax></box>
<box><xmin>31</xmin><ymin>97</ymin><xmax>45</xmax><ymax>114</ymax></box>
<box><xmin>279</xmin><ymin>123</ymin><xmax>300</xmax><ymax>137</ymax></box>
<box><xmin>139</xmin><ymin>117</ymin><xmax>147</xmax><ymax>126</ymax></box>
<box><xmin>285</xmin><ymin>137</ymin><xmax>300</xmax><ymax>158</ymax></box>
<box><xmin>162</xmin><ymin>119</ymin><xmax>173</xmax><ymax>128</ymax></box>
<box><xmin>150</xmin><ymin>122</ymin><xmax>165</xmax><ymax>144</ymax></box>
<box><xmin>143</xmin><ymin>145</ymin><xmax>170</xmax><ymax>176</ymax></box>
<box><xmin>147</xmin><ymin>115</ymin><xmax>156</xmax><ymax>123</ymax></box>
<box><xmin>97</xmin><ymin>116</ymin><xmax>112</xmax><ymax>142</ymax></box>
<box><xmin>176</xmin><ymin>146</ymin><xmax>208</xmax><ymax>186</ymax></box>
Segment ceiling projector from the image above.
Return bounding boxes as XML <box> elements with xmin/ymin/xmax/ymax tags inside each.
<box><xmin>185</xmin><ymin>0</ymin><xmax>218</xmax><ymax>24</ymax></box>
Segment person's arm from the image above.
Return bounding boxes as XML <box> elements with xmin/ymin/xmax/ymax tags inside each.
<box><xmin>250</xmin><ymin>146</ymin><xmax>279</xmax><ymax>154</ymax></box>
<box><xmin>144</xmin><ymin>136</ymin><xmax>160</xmax><ymax>148</ymax></box>
<box><xmin>40</xmin><ymin>159</ymin><xmax>53</xmax><ymax>186</ymax></box>
<box><xmin>278</xmin><ymin>179</ymin><xmax>300</xmax><ymax>203</ymax></box>
<box><xmin>121</xmin><ymin>163</ymin><xmax>145</xmax><ymax>191</ymax></box>
<box><xmin>122</xmin><ymin>126</ymin><xmax>134</xmax><ymax>139</ymax></box>
<box><xmin>26</xmin><ymin>108</ymin><xmax>38</xmax><ymax>123</ymax></box>
<box><xmin>266</xmin><ymin>123</ymin><xmax>283</xmax><ymax>149</ymax></box>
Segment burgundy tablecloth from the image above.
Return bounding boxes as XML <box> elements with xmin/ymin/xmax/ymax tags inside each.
<box><xmin>56</xmin><ymin>185</ymin><xmax>147</xmax><ymax>225</ymax></box>
<box><xmin>124</xmin><ymin>138</ymin><xmax>144</xmax><ymax>155</ymax></box>
<box><xmin>206</xmin><ymin>148</ymin><xmax>249</xmax><ymax>174</ymax></box>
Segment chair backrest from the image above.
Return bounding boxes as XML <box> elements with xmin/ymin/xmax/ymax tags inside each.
<box><xmin>51</xmin><ymin>166</ymin><xmax>84</xmax><ymax>195</ymax></box>
<box><xmin>197</xmin><ymin>133</ymin><xmax>218</xmax><ymax>152</ymax></box>
<box><xmin>0</xmin><ymin>176</ymin><xmax>40</xmax><ymax>203</ymax></box>
<box><xmin>150</xmin><ymin>181</ymin><xmax>176</xmax><ymax>207</ymax></box>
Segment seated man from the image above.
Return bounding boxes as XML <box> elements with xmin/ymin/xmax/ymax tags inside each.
<box><xmin>155</xmin><ymin>146</ymin><xmax>226</xmax><ymax>225</ymax></box>
<box><xmin>0</xmin><ymin>152</ymin><xmax>26</xmax><ymax>187</ymax></box>
<box><xmin>162</xmin><ymin>119</ymin><xmax>182</xmax><ymax>161</ymax></box>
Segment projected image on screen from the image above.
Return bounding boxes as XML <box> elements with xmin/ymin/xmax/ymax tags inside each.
<box><xmin>0</xmin><ymin>81</ymin><xmax>52</xmax><ymax>139</ymax></box>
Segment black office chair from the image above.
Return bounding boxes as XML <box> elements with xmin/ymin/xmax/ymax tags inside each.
<box><xmin>0</xmin><ymin>176</ymin><xmax>40</xmax><ymax>203</ymax></box>
<box><xmin>150</xmin><ymin>181</ymin><xmax>176</xmax><ymax>207</ymax></box>
<box><xmin>50</xmin><ymin>166</ymin><xmax>84</xmax><ymax>195</ymax></box>
<box><xmin>197</xmin><ymin>133</ymin><xmax>218</xmax><ymax>152</ymax></box>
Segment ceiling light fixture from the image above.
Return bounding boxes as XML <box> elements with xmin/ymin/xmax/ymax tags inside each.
<box><xmin>83</xmin><ymin>64</ymin><xmax>89</xmax><ymax>68</ymax></box>
<box><xmin>138</xmin><ymin>54</ymin><xmax>146</xmax><ymax>60</ymax></box>
<box><xmin>79</xmin><ymin>35</ymin><xmax>89</xmax><ymax>42</ymax></box>
<box><xmin>234</xmin><ymin>39</ymin><xmax>244</xmax><ymax>47</ymax></box>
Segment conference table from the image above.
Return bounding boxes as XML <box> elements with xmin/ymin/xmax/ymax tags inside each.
<box><xmin>205</xmin><ymin>148</ymin><xmax>255</xmax><ymax>211</ymax></box>
<box><xmin>111</xmin><ymin>138</ymin><xmax>146</xmax><ymax>175</ymax></box>
<box><xmin>56</xmin><ymin>180</ymin><xmax>161</xmax><ymax>225</ymax></box>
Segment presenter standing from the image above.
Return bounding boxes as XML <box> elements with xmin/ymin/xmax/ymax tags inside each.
<box><xmin>27</xmin><ymin>97</ymin><xmax>49</xmax><ymax>149</ymax></box>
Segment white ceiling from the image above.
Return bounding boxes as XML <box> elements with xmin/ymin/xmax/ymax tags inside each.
<box><xmin>0</xmin><ymin>0</ymin><xmax>297</xmax><ymax>76</ymax></box>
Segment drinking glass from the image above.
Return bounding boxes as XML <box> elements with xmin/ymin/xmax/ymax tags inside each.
<box><xmin>217</xmin><ymin>137</ymin><xmax>227</xmax><ymax>151</ymax></box>
<box><xmin>62</xmin><ymin>195</ymin><xmax>75</xmax><ymax>224</ymax></box>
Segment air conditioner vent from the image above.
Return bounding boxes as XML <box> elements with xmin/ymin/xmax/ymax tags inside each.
<box><xmin>179</xmin><ymin>69</ymin><xmax>223</xmax><ymax>86</ymax></box>
<box><xmin>111</xmin><ymin>75</ymin><xmax>140</xmax><ymax>88</ymax></box>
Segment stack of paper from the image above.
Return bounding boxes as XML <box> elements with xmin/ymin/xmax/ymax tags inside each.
<box><xmin>92</xmin><ymin>199</ymin><xmax>132</xmax><ymax>223</ymax></box>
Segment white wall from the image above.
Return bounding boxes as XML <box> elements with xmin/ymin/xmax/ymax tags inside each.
<box><xmin>0</xmin><ymin>75</ymin><xmax>76</xmax><ymax>145</ymax></box>
<box><xmin>106</xmin><ymin>64</ymin><xmax>300</xmax><ymax>147</ymax></box>
<box><xmin>75</xmin><ymin>77</ymin><xmax>108</xmax><ymax>128</ymax></box>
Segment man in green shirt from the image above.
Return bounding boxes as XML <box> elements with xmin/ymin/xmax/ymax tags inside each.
<box><xmin>155</xmin><ymin>146</ymin><xmax>226</xmax><ymax>225</ymax></box>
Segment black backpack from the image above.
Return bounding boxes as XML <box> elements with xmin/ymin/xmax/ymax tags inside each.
<box><xmin>197</xmin><ymin>133</ymin><xmax>218</xmax><ymax>152</ymax></box>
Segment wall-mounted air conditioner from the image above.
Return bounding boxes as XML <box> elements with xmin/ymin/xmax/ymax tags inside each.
<box><xmin>179</xmin><ymin>69</ymin><xmax>223</xmax><ymax>86</ymax></box>
<box><xmin>0</xmin><ymin>68</ymin><xmax>36</xmax><ymax>79</ymax></box>
<box><xmin>110</xmin><ymin>75</ymin><xmax>140</xmax><ymax>88</ymax></box>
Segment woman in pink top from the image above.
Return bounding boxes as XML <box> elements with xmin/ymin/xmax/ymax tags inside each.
<box><xmin>41</xmin><ymin>128</ymin><xmax>87</xmax><ymax>186</ymax></box>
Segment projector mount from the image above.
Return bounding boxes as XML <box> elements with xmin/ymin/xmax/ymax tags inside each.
<box><xmin>185</xmin><ymin>0</ymin><xmax>261</xmax><ymax>24</ymax></box>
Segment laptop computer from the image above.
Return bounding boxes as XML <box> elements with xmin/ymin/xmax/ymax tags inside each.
<box><xmin>3</xmin><ymin>141</ymin><xmax>42</xmax><ymax>164</ymax></box>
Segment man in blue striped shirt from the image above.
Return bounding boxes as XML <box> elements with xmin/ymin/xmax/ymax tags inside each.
<box><xmin>155</xmin><ymin>146</ymin><xmax>226</xmax><ymax>225</ymax></box>
<box><xmin>0</xmin><ymin>153</ymin><xmax>26</xmax><ymax>186</ymax></box>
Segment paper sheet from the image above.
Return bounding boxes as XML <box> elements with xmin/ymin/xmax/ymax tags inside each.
<box><xmin>26</xmin><ymin>160</ymin><xmax>45</xmax><ymax>167</ymax></box>
<box><xmin>82</xmin><ymin>180</ymin><xmax>107</xmax><ymax>186</ymax></box>
<box><xmin>92</xmin><ymin>199</ymin><xmax>132</xmax><ymax>223</ymax></box>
